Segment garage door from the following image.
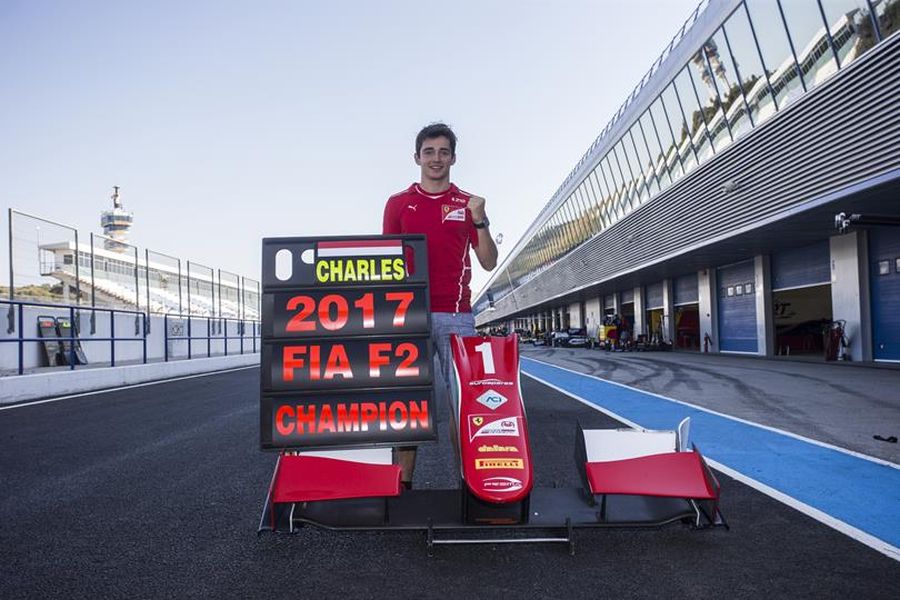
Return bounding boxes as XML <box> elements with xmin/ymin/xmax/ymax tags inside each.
<box><xmin>771</xmin><ymin>241</ymin><xmax>830</xmax><ymax>290</ymax></box>
<box><xmin>645</xmin><ymin>282</ymin><xmax>664</xmax><ymax>310</ymax></box>
<box><xmin>717</xmin><ymin>261</ymin><xmax>757</xmax><ymax>353</ymax></box>
<box><xmin>870</xmin><ymin>229</ymin><xmax>900</xmax><ymax>361</ymax></box>
<box><xmin>674</xmin><ymin>273</ymin><xmax>698</xmax><ymax>305</ymax></box>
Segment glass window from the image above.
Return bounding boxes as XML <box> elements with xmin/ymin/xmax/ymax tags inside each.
<box><xmin>553</xmin><ymin>210</ymin><xmax>569</xmax><ymax>253</ymax></box>
<box><xmin>780</xmin><ymin>0</ymin><xmax>839</xmax><ymax>91</ymax></box>
<box><xmin>550</xmin><ymin>216</ymin><xmax>565</xmax><ymax>257</ymax></box>
<box><xmin>579</xmin><ymin>178</ymin><xmax>595</xmax><ymax>207</ymax></box>
<box><xmin>673</xmin><ymin>66</ymin><xmax>714</xmax><ymax>164</ymax></box>
<box><xmin>649</xmin><ymin>95</ymin><xmax>684</xmax><ymax>182</ymax></box>
<box><xmin>876</xmin><ymin>0</ymin><xmax>900</xmax><ymax>38</ymax></box>
<box><xmin>576</xmin><ymin>184</ymin><xmax>597</xmax><ymax>235</ymax></box>
<box><xmin>586</xmin><ymin>176</ymin><xmax>604</xmax><ymax>231</ymax></box>
<box><xmin>570</xmin><ymin>198</ymin><xmax>585</xmax><ymax>244</ymax></box>
<box><xmin>723</xmin><ymin>4</ymin><xmax>777</xmax><ymax>126</ymax></box>
<box><xmin>745</xmin><ymin>0</ymin><xmax>805</xmax><ymax>109</ymax></box>
<box><xmin>584</xmin><ymin>176</ymin><xmax>601</xmax><ymax>232</ymax></box>
<box><xmin>574</xmin><ymin>190</ymin><xmax>590</xmax><ymax>239</ymax></box>
<box><xmin>608</xmin><ymin>146</ymin><xmax>632</xmax><ymax>213</ymax></box>
<box><xmin>570</xmin><ymin>195</ymin><xmax>587</xmax><ymax>242</ymax></box>
<box><xmin>708</xmin><ymin>27</ymin><xmax>754</xmax><ymax>140</ymax></box>
<box><xmin>536</xmin><ymin>233</ymin><xmax>551</xmax><ymax>265</ymax></box>
<box><xmin>600</xmin><ymin>157</ymin><xmax>624</xmax><ymax>221</ymax></box>
<box><xmin>572</xmin><ymin>187</ymin><xmax>588</xmax><ymax>239</ymax></box>
<box><xmin>610</xmin><ymin>160</ymin><xmax>630</xmax><ymax>219</ymax></box>
<box><xmin>692</xmin><ymin>43</ymin><xmax>734</xmax><ymax>152</ymax></box>
<box><xmin>639</xmin><ymin>109</ymin><xmax>671</xmax><ymax>190</ymax></box>
<box><xmin>660</xmin><ymin>83</ymin><xmax>696</xmax><ymax>174</ymax></box>
<box><xmin>617</xmin><ymin>131</ymin><xmax>649</xmax><ymax>207</ymax></box>
<box><xmin>820</xmin><ymin>0</ymin><xmax>878</xmax><ymax>67</ymax></box>
<box><xmin>614</xmin><ymin>140</ymin><xmax>641</xmax><ymax>208</ymax></box>
<box><xmin>541</xmin><ymin>221</ymin><xmax>555</xmax><ymax>259</ymax></box>
<box><xmin>629</xmin><ymin>124</ymin><xmax>660</xmax><ymax>198</ymax></box>
<box><xmin>590</xmin><ymin>168</ymin><xmax>613</xmax><ymax>228</ymax></box>
<box><xmin>567</xmin><ymin>195</ymin><xmax>587</xmax><ymax>242</ymax></box>
<box><xmin>585</xmin><ymin>170</ymin><xmax>602</xmax><ymax>215</ymax></box>
<box><xmin>561</xmin><ymin>201</ymin><xmax>579</xmax><ymax>247</ymax></box>
<box><xmin>593</xmin><ymin>167</ymin><xmax>612</xmax><ymax>207</ymax></box>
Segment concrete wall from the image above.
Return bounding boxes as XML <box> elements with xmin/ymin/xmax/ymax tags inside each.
<box><xmin>830</xmin><ymin>231</ymin><xmax>872</xmax><ymax>361</ymax></box>
<box><xmin>584</xmin><ymin>297</ymin><xmax>601</xmax><ymax>337</ymax></box>
<box><xmin>0</xmin><ymin>353</ymin><xmax>258</xmax><ymax>404</ymax></box>
<box><xmin>568</xmin><ymin>301</ymin><xmax>582</xmax><ymax>329</ymax></box>
<box><xmin>698</xmin><ymin>268</ymin><xmax>717</xmax><ymax>352</ymax></box>
<box><xmin>1</xmin><ymin>307</ymin><xmax>259</xmax><ymax>373</ymax></box>
<box><xmin>632</xmin><ymin>286</ymin><xmax>645</xmax><ymax>336</ymax></box>
<box><xmin>662</xmin><ymin>279</ymin><xmax>674</xmax><ymax>344</ymax></box>
<box><xmin>755</xmin><ymin>255</ymin><xmax>775</xmax><ymax>357</ymax></box>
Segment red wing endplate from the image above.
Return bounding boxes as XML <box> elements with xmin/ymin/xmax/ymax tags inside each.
<box><xmin>272</xmin><ymin>454</ymin><xmax>401</xmax><ymax>503</ymax></box>
<box><xmin>450</xmin><ymin>334</ymin><xmax>534</xmax><ymax>504</ymax></box>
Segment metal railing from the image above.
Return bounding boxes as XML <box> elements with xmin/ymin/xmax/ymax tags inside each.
<box><xmin>1</xmin><ymin>299</ymin><xmax>261</xmax><ymax>376</ymax></box>
<box><xmin>1</xmin><ymin>299</ymin><xmax>148</xmax><ymax>375</ymax></box>
<box><xmin>162</xmin><ymin>313</ymin><xmax>259</xmax><ymax>362</ymax></box>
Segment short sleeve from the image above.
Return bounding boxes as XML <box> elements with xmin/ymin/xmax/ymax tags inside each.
<box><xmin>383</xmin><ymin>197</ymin><xmax>401</xmax><ymax>234</ymax></box>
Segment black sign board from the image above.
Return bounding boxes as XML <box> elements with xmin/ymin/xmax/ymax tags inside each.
<box><xmin>261</xmin><ymin>337</ymin><xmax>432</xmax><ymax>391</ymax></box>
<box><xmin>260</xmin><ymin>235</ymin><xmax>434</xmax><ymax>450</ymax></box>
<box><xmin>261</xmin><ymin>286</ymin><xmax>429</xmax><ymax>339</ymax></box>
<box><xmin>261</xmin><ymin>387</ymin><xmax>433</xmax><ymax>448</ymax></box>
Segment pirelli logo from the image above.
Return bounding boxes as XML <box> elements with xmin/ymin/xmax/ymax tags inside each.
<box><xmin>475</xmin><ymin>458</ymin><xmax>524</xmax><ymax>470</ymax></box>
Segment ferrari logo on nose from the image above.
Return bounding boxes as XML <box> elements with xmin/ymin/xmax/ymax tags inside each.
<box><xmin>473</xmin><ymin>416</ymin><xmax>483</xmax><ymax>426</ymax></box>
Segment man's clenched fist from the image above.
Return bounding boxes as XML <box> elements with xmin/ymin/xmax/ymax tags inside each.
<box><xmin>467</xmin><ymin>195</ymin><xmax>486</xmax><ymax>222</ymax></box>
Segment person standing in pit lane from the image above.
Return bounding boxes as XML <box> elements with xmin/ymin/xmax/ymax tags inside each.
<box><xmin>382</xmin><ymin>122</ymin><xmax>498</xmax><ymax>489</ymax></box>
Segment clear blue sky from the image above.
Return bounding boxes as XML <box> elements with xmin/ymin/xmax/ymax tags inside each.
<box><xmin>1</xmin><ymin>0</ymin><xmax>700</xmax><ymax>294</ymax></box>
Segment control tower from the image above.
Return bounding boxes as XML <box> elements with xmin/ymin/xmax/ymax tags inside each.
<box><xmin>100</xmin><ymin>186</ymin><xmax>133</xmax><ymax>252</ymax></box>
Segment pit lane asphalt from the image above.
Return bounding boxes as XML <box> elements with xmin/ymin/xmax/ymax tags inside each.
<box><xmin>1</xmin><ymin>367</ymin><xmax>897</xmax><ymax>599</ymax></box>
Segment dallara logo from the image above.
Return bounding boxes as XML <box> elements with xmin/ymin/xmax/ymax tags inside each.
<box><xmin>475</xmin><ymin>458</ymin><xmax>524</xmax><ymax>470</ymax></box>
<box><xmin>477</xmin><ymin>444</ymin><xmax>518</xmax><ymax>453</ymax></box>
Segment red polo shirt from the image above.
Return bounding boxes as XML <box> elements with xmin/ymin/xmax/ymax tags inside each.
<box><xmin>383</xmin><ymin>183</ymin><xmax>480</xmax><ymax>313</ymax></box>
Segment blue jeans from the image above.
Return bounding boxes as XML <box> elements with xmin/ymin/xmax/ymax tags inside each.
<box><xmin>431</xmin><ymin>312</ymin><xmax>477</xmax><ymax>392</ymax></box>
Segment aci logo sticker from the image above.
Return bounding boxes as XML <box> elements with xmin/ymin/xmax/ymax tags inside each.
<box><xmin>476</xmin><ymin>389</ymin><xmax>508</xmax><ymax>411</ymax></box>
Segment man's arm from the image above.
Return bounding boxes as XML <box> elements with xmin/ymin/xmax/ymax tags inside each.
<box><xmin>468</xmin><ymin>195</ymin><xmax>498</xmax><ymax>271</ymax></box>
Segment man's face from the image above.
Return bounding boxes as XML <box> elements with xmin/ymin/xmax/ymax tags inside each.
<box><xmin>415</xmin><ymin>135</ymin><xmax>455</xmax><ymax>182</ymax></box>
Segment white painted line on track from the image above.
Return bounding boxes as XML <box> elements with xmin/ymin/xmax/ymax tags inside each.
<box><xmin>522</xmin><ymin>356</ymin><xmax>900</xmax><ymax>470</ymax></box>
<box><xmin>0</xmin><ymin>365</ymin><xmax>259</xmax><ymax>411</ymax></box>
<box><xmin>521</xmin><ymin>370</ymin><xmax>900</xmax><ymax>562</ymax></box>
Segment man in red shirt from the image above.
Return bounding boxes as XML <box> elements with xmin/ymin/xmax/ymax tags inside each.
<box><xmin>383</xmin><ymin>123</ymin><xmax>498</xmax><ymax>487</ymax></box>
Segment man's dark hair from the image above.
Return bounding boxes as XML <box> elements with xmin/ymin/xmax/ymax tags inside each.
<box><xmin>415</xmin><ymin>122</ymin><xmax>457</xmax><ymax>156</ymax></box>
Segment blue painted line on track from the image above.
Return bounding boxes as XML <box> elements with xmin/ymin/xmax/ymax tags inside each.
<box><xmin>521</xmin><ymin>357</ymin><xmax>900</xmax><ymax>550</ymax></box>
